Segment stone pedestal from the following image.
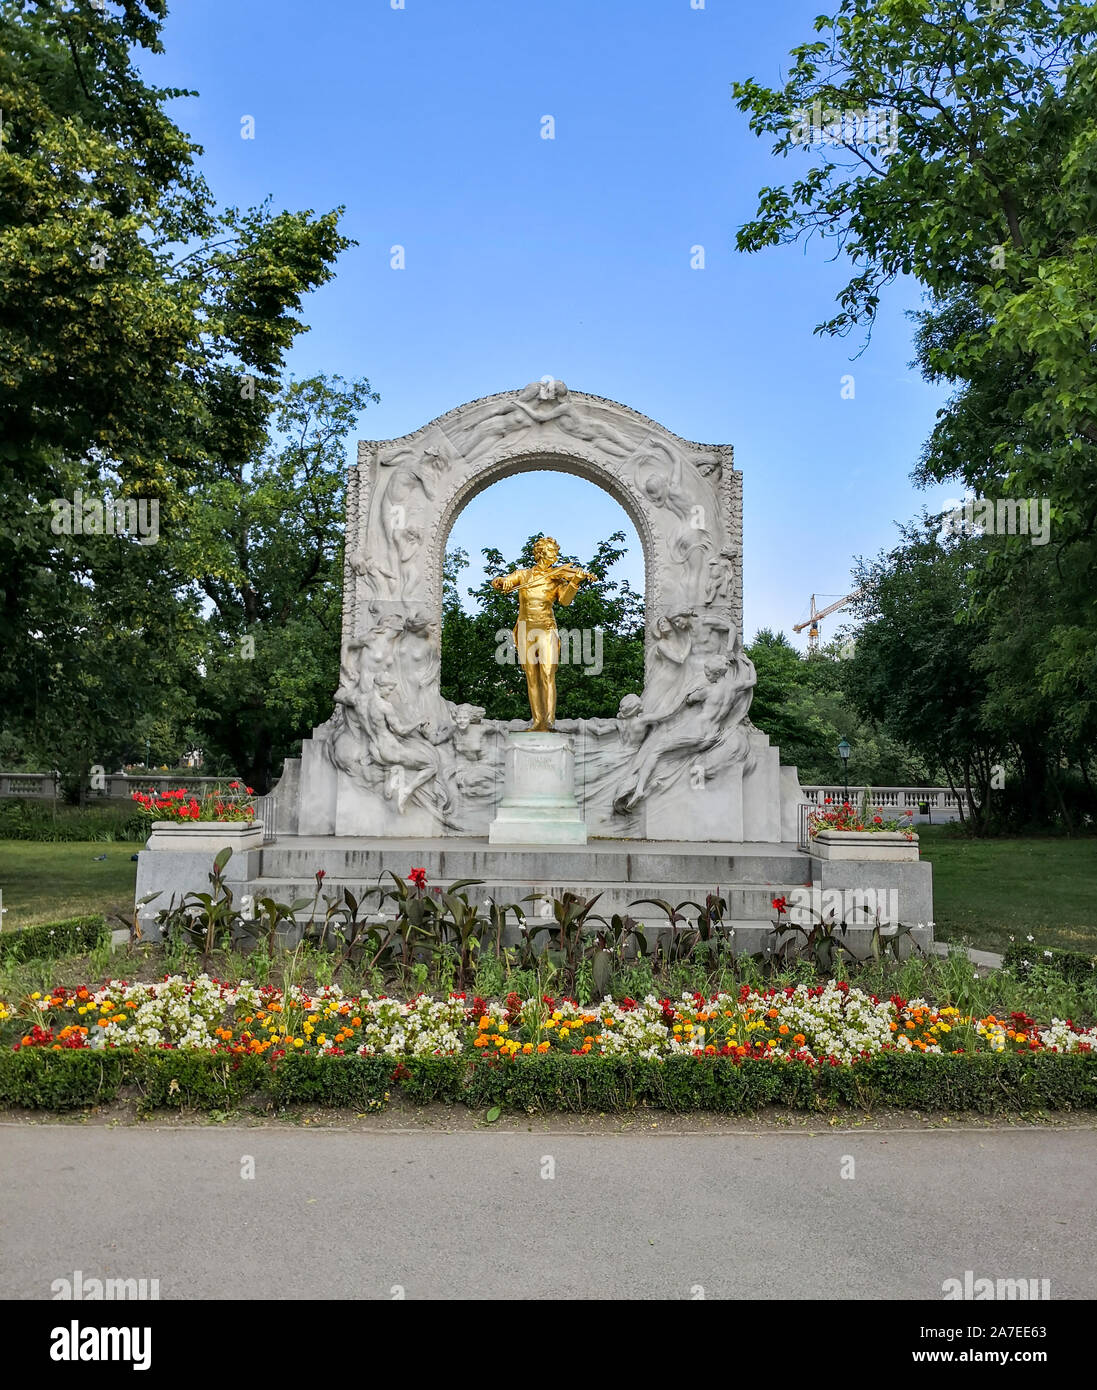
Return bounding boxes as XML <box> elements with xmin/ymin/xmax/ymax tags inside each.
<box><xmin>488</xmin><ymin>732</ymin><xmax>587</xmax><ymax>845</ymax></box>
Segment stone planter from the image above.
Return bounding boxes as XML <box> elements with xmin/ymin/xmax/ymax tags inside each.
<box><xmin>810</xmin><ymin>830</ymin><xmax>919</xmax><ymax>861</ymax></box>
<box><xmin>145</xmin><ymin>820</ymin><xmax>264</xmax><ymax>853</ymax></box>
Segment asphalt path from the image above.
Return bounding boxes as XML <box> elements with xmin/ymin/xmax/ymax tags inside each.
<box><xmin>2</xmin><ymin>1125</ymin><xmax>1094</xmax><ymax>1300</ymax></box>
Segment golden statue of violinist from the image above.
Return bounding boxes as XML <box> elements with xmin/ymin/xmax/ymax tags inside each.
<box><xmin>491</xmin><ymin>536</ymin><xmax>595</xmax><ymax>731</ymax></box>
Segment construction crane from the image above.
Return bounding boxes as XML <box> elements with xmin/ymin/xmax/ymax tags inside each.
<box><xmin>793</xmin><ymin>589</ymin><xmax>864</xmax><ymax>651</ymax></box>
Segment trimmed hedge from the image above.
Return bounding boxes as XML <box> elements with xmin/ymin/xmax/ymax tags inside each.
<box><xmin>2</xmin><ymin>1048</ymin><xmax>1096</xmax><ymax>1114</ymax></box>
<box><xmin>1003</xmin><ymin>940</ymin><xmax>1096</xmax><ymax>985</ymax></box>
<box><xmin>0</xmin><ymin>799</ymin><xmax>146</xmax><ymax>843</ymax></box>
<box><xmin>0</xmin><ymin>914</ymin><xmax>108</xmax><ymax>964</ymax></box>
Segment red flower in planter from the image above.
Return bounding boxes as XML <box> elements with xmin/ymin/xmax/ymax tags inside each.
<box><xmin>408</xmin><ymin>867</ymin><xmax>427</xmax><ymax>889</ymax></box>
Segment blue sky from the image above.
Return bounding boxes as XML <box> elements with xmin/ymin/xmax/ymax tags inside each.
<box><xmin>145</xmin><ymin>0</ymin><xmax>954</xmax><ymax>643</ymax></box>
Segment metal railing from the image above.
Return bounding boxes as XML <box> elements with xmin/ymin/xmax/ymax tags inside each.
<box><xmin>797</xmin><ymin>802</ymin><xmax>814</xmax><ymax>853</ymax></box>
<box><xmin>254</xmin><ymin>794</ymin><xmax>278</xmax><ymax>844</ymax></box>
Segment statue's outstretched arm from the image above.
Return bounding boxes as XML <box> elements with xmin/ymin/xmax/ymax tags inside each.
<box><xmin>491</xmin><ymin>570</ymin><xmax>525</xmax><ymax>594</ymax></box>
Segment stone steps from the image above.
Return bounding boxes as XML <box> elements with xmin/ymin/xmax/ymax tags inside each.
<box><xmin>258</xmin><ymin>838</ymin><xmax>813</xmax><ymax>889</ymax></box>
<box><xmin>251</xmin><ymin>877</ymin><xmax>806</xmax><ymax>922</ymax></box>
<box><xmin>252</xmin><ymin>838</ymin><xmax>815</xmax><ymax>950</ymax></box>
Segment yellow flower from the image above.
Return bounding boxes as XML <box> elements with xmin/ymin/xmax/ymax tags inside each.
<box><xmin>293</xmin><ymin>1038</ymin><xmax>304</xmax><ymax>1048</ymax></box>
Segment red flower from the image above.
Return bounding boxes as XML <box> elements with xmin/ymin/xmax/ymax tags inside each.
<box><xmin>245</xmin><ymin>786</ymin><xmax>254</xmax><ymax>795</ymax></box>
<box><xmin>771</xmin><ymin>896</ymin><xmax>788</xmax><ymax>915</ymax></box>
<box><xmin>873</xmin><ymin>816</ymin><xmax>882</xmax><ymax>825</ymax></box>
<box><xmin>408</xmin><ymin>867</ymin><xmax>427</xmax><ymax>889</ymax></box>
<box><xmin>315</xmin><ymin>868</ymin><xmax>327</xmax><ymax>884</ymax></box>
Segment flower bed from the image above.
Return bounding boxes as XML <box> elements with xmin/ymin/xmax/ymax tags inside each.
<box><xmin>131</xmin><ymin>783</ymin><xmax>255</xmax><ymax>823</ymax></box>
<box><xmin>808</xmin><ymin>798</ymin><xmax>915</xmax><ymax>839</ymax></box>
<box><xmin>7</xmin><ymin>977</ymin><xmax>1094</xmax><ymax>1063</ymax></box>
<box><xmin>4</xmin><ymin>977</ymin><xmax>1095</xmax><ymax>1114</ymax></box>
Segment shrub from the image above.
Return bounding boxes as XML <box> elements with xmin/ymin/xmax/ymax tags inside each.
<box><xmin>1003</xmin><ymin>941</ymin><xmax>1096</xmax><ymax>986</ymax></box>
<box><xmin>132</xmin><ymin>1051</ymin><xmax>268</xmax><ymax>1113</ymax></box>
<box><xmin>0</xmin><ymin>799</ymin><xmax>147</xmax><ymax>843</ymax></box>
<box><xmin>0</xmin><ymin>1049</ymin><xmax>126</xmax><ymax>1109</ymax></box>
<box><xmin>1</xmin><ymin>1048</ymin><xmax>1094</xmax><ymax>1115</ymax></box>
<box><xmin>0</xmin><ymin>915</ymin><xmax>108</xmax><ymax>964</ymax></box>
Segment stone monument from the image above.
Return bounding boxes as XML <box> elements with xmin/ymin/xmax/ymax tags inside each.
<box><xmin>135</xmin><ymin>381</ymin><xmax>933</xmax><ymax>949</ymax></box>
<box><xmin>287</xmin><ymin>378</ymin><xmax>803</xmax><ymax>844</ymax></box>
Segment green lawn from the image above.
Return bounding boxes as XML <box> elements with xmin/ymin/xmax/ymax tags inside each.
<box><xmin>917</xmin><ymin>825</ymin><xmax>1097</xmax><ymax>954</ymax></box>
<box><xmin>0</xmin><ymin>841</ymin><xmax>138</xmax><ymax>929</ymax></box>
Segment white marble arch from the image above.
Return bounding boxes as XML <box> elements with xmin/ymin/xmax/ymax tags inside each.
<box><xmin>344</xmin><ymin>382</ymin><xmax>742</xmax><ymax>660</ymax></box>
<box><xmin>435</xmin><ymin>452</ymin><xmax>657</xmax><ymax>637</ymax></box>
<box><xmin>290</xmin><ymin>381</ymin><xmax>803</xmax><ymax>843</ymax></box>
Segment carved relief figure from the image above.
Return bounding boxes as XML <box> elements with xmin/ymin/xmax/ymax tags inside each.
<box><xmin>644</xmin><ymin>611</ymin><xmax>697</xmax><ymax>718</ymax></box>
<box><xmin>357</xmin><ymin>431</ymin><xmax>458</xmax><ymax>598</ymax></box>
<box><xmin>703</xmin><ymin>547</ymin><xmax>739</xmax><ymax>606</ymax></box>
<box><xmin>627</xmin><ymin>441</ymin><xmax>718</xmax><ymax>607</ymax></box>
<box><xmin>613</xmin><ymin>657</ymin><xmax>751</xmax><ymax>814</ymax></box>
<box><xmin>480</xmin><ymin>381</ymin><xmax>635</xmax><ymax>461</ymax></box>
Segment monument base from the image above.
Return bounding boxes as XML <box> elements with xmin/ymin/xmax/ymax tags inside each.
<box><xmin>488</xmin><ymin>731</ymin><xmax>587</xmax><ymax>846</ymax></box>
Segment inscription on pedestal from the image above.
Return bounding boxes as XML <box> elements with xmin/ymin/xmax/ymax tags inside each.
<box><xmin>489</xmin><ymin>732</ymin><xmax>587</xmax><ymax>845</ymax></box>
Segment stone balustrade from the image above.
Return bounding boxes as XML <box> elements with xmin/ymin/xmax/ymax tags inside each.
<box><xmin>800</xmin><ymin>785</ymin><xmax>968</xmax><ymax>817</ymax></box>
<box><xmin>0</xmin><ymin>772</ymin><xmax>234</xmax><ymax>801</ymax></box>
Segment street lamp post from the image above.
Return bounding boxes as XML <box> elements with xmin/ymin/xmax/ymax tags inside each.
<box><xmin>837</xmin><ymin>738</ymin><xmax>851</xmax><ymax>803</ymax></box>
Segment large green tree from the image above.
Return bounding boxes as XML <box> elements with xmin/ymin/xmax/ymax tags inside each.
<box><xmin>183</xmin><ymin>375</ymin><xmax>376</xmax><ymax>792</ymax></box>
<box><xmin>0</xmin><ymin>1</ymin><xmax>355</xmax><ymax>784</ymax></box>
<box><xmin>746</xmin><ymin>628</ymin><xmax>937</xmax><ymax>787</ymax></box>
<box><xmin>733</xmin><ymin>0</ymin><xmax>1097</xmax><ymax>826</ymax></box>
